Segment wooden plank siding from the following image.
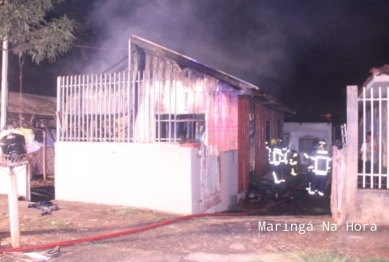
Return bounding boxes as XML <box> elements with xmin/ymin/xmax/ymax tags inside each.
<box><xmin>254</xmin><ymin>102</ymin><xmax>284</xmax><ymax>180</ymax></box>
<box><xmin>132</xmin><ymin>48</ymin><xmax>240</xmax><ymax>152</ymax></box>
<box><xmin>238</xmin><ymin>97</ymin><xmax>250</xmax><ymax>192</ymax></box>
<box><xmin>238</xmin><ymin>97</ymin><xmax>284</xmax><ymax>192</ymax></box>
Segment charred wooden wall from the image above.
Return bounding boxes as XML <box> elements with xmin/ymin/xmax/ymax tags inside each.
<box><xmin>238</xmin><ymin>97</ymin><xmax>284</xmax><ymax>192</ymax></box>
<box><xmin>238</xmin><ymin>97</ymin><xmax>250</xmax><ymax>192</ymax></box>
<box><xmin>131</xmin><ymin>49</ymin><xmax>239</xmax><ymax>151</ymax></box>
<box><xmin>254</xmin><ymin>102</ymin><xmax>284</xmax><ymax>180</ymax></box>
<box><xmin>132</xmin><ymin>46</ymin><xmax>285</xmax><ymax>193</ymax></box>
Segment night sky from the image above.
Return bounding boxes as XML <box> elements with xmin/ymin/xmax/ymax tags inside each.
<box><xmin>5</xmin><ymin>0</ymin><xmax>389</xmax><ymax>121</ymax></box>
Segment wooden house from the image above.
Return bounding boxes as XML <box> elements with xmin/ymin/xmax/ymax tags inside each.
<box><xmin>55</xmin><ymin>35</ymin><xmax>292</xmax><ymax>214</ymax></box>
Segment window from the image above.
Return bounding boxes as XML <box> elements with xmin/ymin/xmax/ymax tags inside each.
<box><xmin>299</xmin><ymin>136</ymin><xmax>318</xmax><ymax>154</ymax></box>
<box><xmin>156</xmin><ymin>114</ymin><xmax>205</xmax><ymax>143</ymax></box>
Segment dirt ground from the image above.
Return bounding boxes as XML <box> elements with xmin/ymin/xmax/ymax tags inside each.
<box><xmin>0</xmin><ymin>175</ymin><xmax>388</xmax><ymax>262</ymax></box>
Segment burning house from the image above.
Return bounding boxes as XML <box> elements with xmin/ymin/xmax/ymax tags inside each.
<box><xmin>55</xmin><ymin>35</ymin><xmax>291</xmax><ymax>214</ymax></box>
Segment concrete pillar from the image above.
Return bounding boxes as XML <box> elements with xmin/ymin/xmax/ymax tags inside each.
<box><xmin>345</xmin><ymin>85</ymin><xmax>359</xmax><ymax>221</ymax></box>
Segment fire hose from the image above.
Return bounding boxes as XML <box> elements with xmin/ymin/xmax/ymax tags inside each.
<box><xmin>0</xmin><ymin>199</ymin><xmax>287</xmax><ymax>254</ymax></box>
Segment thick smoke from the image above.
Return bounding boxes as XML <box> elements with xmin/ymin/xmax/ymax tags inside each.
<box><xmin>83</xmin><ymin>0</ymin><xmax>303</xmax><ymax>97</ymax></box>
<box><xmin>83</xmin><ymin>0</ymin><xmax>389</xmax><ymax>112</ymax></box>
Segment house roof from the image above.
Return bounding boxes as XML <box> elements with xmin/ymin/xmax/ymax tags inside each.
<box><xmin>130</xmin><ymin>35</ymin><xmax>294</xmax><ymax>113</ymax></box>
<box><xmin>0</xmin><ymin>91</ymin><xmax>56</xmax><ymax>115</ymax></box>
<box><xmin>360</xmin><ymin>64</ymin><xmax>389</xmax><ymax>98</ymax></box>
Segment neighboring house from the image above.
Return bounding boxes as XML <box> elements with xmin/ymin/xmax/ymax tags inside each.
<box><xmin>333</xmin><ymin>65</ymin><xmax>389</xmax><ymax>225</ymax></box>
<box><xmin>55</xmin><ymin>35</ymin><xmax>292</xmax><ymax>214</ymax></box>
<box><xmin>284</xmin><ymin>121</ymin><xmax>333</xmax><ymax>172</ymax></box>
<box><xmin>0</xmin><ymin>91</ymin><xmax>56</xmax><ymax>199</ymax></box>
<box><xmin>0</xmin><ymin>91</ymin><xmax>56</xmax><ymax>130</ymax></box>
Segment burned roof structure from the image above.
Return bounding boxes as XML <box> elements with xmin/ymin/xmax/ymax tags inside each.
<box><xmin>129</xmin><ymin>35</ymin><xmax>293</xmax><ymax>114</ymax></box>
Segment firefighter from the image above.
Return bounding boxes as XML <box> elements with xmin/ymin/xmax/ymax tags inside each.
<box><xmin>305</xmin><ymin>139</ymin><xmax>332</xmax><ymax>196</ymax></box>
<box><xmin>266</xmin><ymin>138</ymin><xmax>285</xmax><ymax>184</ymax></box>
<box><xmin>304</xmin><ymin>140</ymin><xmax>318</xmax><ymax>191</ymax></box>
<box><xmin>288</xmin><ymin>145</ymin><xmax>299</xmax><ymax>176</ymax></box>
<box><xmin>278</xmin><ymin>138</ymin><xmax>289</xmax><ymax>179</ymax></box>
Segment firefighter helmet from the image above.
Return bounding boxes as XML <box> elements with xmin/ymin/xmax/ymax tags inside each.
<box><xmin>271</xmin><ymin>138</ymin><xmax>278</xmax><ymax>145</ymax></box>
<box><xmin>318</xmin><ymin>139</ymin><xmax>327</xmax><ymax>147</ymax></box>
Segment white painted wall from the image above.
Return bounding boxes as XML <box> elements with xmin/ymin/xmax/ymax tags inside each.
<box><xmin>55</xmin><ymin>142</ymin><xmax>238</xmax><ymax>214</ymax></box>
<box><xmin>0</xmin><ymin>165</ymin><xmax>30</xmax><ymax>200</ymax></box>
<box><xmin>284</xmin><ymin>122</ymin><xmax>333</xmax><ymax>165</ymax></box>
<box><xmin>55</xmin><ymin>142</ymin><xmax>193</xmax><ymax>214</ymax></box>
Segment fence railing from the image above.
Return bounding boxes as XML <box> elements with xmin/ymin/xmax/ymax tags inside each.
<box><xmin>358</xmin><ymin>86</ymin><xmax>389</xmax><ymax>189</ymax></box>
<box><xmin>57</xmin><ymin>70</ymin><xmax>238</xmax><ymax>147</ymax></box>
<box><xmin>57</xmin><ymin>72</ymin><xmax>133</xmax><ymax>142</ymax></box>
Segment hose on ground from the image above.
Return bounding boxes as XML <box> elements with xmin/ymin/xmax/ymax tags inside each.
<box><xmin>0</xmin><ymin>199</ymin><xmax>287</xmax><ymax>254</ymax></box>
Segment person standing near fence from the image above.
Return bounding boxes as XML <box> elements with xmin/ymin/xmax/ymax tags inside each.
<box><xmin>359</xmin><ymin>131</ymin><xmax>378</xmax><ymax>174</ymax></box>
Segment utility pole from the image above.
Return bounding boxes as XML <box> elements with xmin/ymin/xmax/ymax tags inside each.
<box><xmin>1</xmin><ymin>38</ymin><xmax>9</xmax><ymax>130</ymax></box>
<box><xmin>1</xmin><ymin>38</ymin><xmax>20</xmax><ymax>248</ymax></box>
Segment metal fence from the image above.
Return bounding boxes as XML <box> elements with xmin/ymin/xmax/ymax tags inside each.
<box><xmin>358</xmin><ymin>86</ymin><xmax>389</xmax><ymax>189</ymax></box>
<box><xmin>57</xmin><ymin>72</ymin><xmax>133</xmax><ymax>142</ymax></box>
<box><xmin>57</xmin><ymin>70</ymin><xmax>238</xmax><ymax>148</ymax></box>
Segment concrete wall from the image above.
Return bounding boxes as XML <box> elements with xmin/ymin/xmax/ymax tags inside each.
<box><xmin>0</xmin><ymin>166</ymin><xmax>30</xmax><ymax>200</ymax></box>
<box><xmin>55</xmin><ymin>142</ymin><xmax>238</xmax><ymax>214</ymax></box>
<box><xmin>351</xmin><ymin>190</ymin><xmax>389</xmax><ymax>225</ymax></box>
<box><xmin>55</xmin><ymin>142</ymin><xmax>194</xmax><ymax>214</ymax></box>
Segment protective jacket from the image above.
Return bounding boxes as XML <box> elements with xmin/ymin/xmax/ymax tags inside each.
<box><xmin>288</xmin><ymin>149</ymin><xmax>299</xmax><ymax>176</ymax></box>
<box><xmin>306</xmin><ymin>149</ymin><xmax>331</xmax><ymax>176</ymax></box>
<box><xmin>266</xmin><ymin>143</ymin><xmax>285</xmax><ymax>183</ymax></box>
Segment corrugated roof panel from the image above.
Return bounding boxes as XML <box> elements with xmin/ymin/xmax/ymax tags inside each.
<box><xmin>0</xmin><ymin>92</ymin><xmax>56</xmax><ymax>115</ymax></box>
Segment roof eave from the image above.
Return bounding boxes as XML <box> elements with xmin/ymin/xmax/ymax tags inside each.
<box><xmin>130</xmin><ymin>35</ymin><xmax>294</xmax><ymax>113</ymax></box>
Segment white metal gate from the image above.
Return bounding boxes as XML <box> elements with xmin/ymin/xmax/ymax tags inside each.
<box><xmin>358</xmin><ymin>85</ymin><xmax>389</xmax><ymax>189</ymax></box>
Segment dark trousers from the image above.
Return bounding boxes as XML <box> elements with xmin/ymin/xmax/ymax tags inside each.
<box><xmin>310</xmin><ymin>174</ymin><xmax>328</xmax><ymax>193</ymax></box>
<box><xmin>270</xmin><ymin>165</ymin><xmax>282</xmax><ymax>182</ymax></box>
<box><xmin>305</xmin><ymin>171</ymin><xmax>314</xmax><ymax>189</ymax></box>
<box><xmin>359</xmin><ymin>160</ymin><xmax>377</xmax><ymax>173</ymax></box>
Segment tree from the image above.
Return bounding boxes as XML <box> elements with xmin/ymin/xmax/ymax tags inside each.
<box><xmin>5</xmin><ymin>0</ymin><xmax>99</xmax><ymax>97</ymax></box>
<box><xmin>0</xmin><ymin>0</ymin><xmax>76</xmax><ymax>129</ymax></box>
<box><xmin>0</xmin><ymin>1</ymin><xmax>76</xmax><ymax>248</ymax></box>
<box><xmin>0</xmin><ymin>0</ymin><xmax>76</xmax><ymax>63</ymax></box>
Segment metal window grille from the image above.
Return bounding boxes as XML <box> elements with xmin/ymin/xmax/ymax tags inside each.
<box><xmin>358</xmin><ymin>85</ymin><xmax>389</xmax><ymax>189</ymax></box>
<box><xmin>299</xmin><ymin>136</ymin><xmax>318</xmax><ymax>154</ymax></box>
<box><xmin>57</xmin><ymin>69</ymin><xmax>238</xmax><ymax>149</ymax></box>
<box><xmin>156</xmin><ymin>114</ymin><xmax>205</xmax><ymax>143</ymax></box>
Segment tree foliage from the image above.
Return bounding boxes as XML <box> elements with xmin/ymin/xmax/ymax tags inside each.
<box><xmin>0</xmin><ymin>0</ymin><xmax>76</xmax><ymax>64</ymax></box>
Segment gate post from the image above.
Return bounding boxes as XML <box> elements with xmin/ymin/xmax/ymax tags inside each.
<box><xmin>344</xmin><ymin>85</ymin><xmax>359</xmax><ymax>222</ymax></box>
